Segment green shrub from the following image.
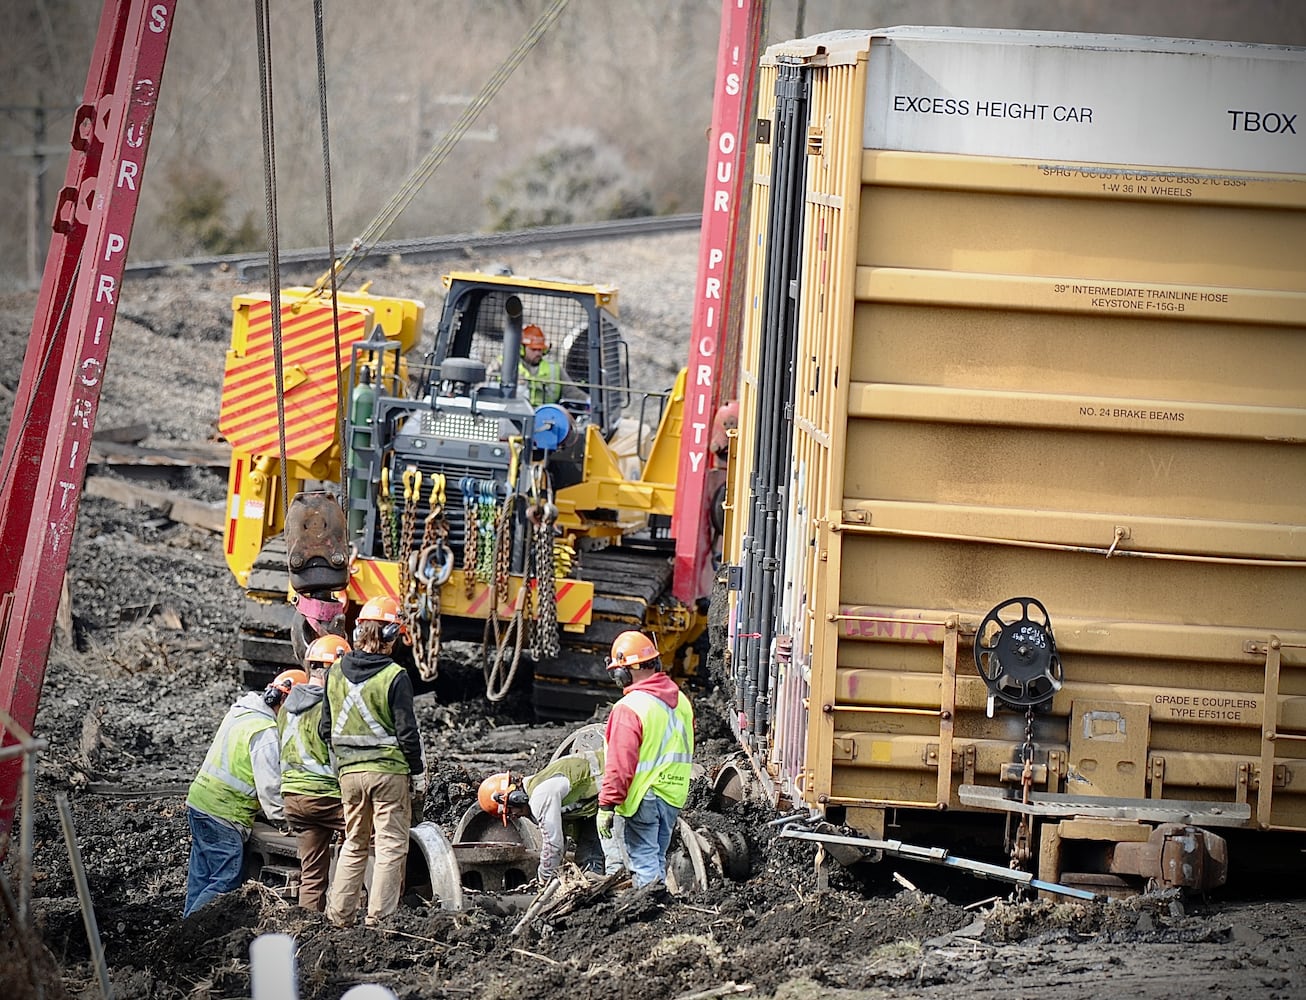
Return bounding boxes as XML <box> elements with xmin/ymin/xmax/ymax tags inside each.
<box><xmin>485</xmin><ymin>128</ymin><xmax>654</xmax><ymax>230</ymax></box>
<box><xmin>164</xmin><ymin>162</ymin><xmax>261</xmax><ymax>255</ymax></box>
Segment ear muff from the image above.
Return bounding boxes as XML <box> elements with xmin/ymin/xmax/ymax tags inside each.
<box><xmin>263</xmin><ymin>686</ymin><xmax>284</xmax><ymax>708</ymax></box>
<box><xmin>493</xmin><ymin>787</ymin><xmax>530</xmax><ymax>816</ymax></box>
<box><xmin>609</xmin><ymin>666</ymin><xmax>633</xmax><ymax>688</ymax></box>
<box><xmin>354</xmin><ymin>620</ymin><xmax>403</xmax><ymax>644</ymax></box>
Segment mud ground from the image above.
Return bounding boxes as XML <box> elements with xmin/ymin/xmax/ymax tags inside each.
<box><xmin>1</xmin><ymin>238</ymin><xmax>1303</xmax><ymax>999</ymax></box>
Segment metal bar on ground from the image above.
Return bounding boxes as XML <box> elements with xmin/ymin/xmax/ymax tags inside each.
<box><xmin>57</xmin><ymin>792</ymin><xmax>112</xmax><ymax>1000</ymax></box>
<box><xmin>779</xmin><ymin>827</ymin><xmax>1099</xmax><ymax>901</ymax></box>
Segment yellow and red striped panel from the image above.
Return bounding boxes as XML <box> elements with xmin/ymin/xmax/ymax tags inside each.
<box><xmin>220</xmin><ymin>298</ymin><xmax>370</xmax><ymax>459</ymax></box>
<box><xmin>346</xmin><ymin>560</ymin><xmax>594</xmax><ymax>628</ymax></box>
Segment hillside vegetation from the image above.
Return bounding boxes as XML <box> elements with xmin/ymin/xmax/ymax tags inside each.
<box><xmin>1</xmin><ymin>0</ymin><xmax>1304</xmax><ymax>288</ymax></box>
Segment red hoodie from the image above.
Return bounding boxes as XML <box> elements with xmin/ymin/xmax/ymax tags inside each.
<box><xmin>598</xmin><ymin>671</ymin><xmax>687</xmax><ymax>809</ymax></box>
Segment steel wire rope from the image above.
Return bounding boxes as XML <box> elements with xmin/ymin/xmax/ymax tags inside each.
<box><xmin>254</xmin><ymin>0</ymin><xmax>290</xmax><ymax>524</ymax></box>
<box><xmin>318</xmin><ymin>0</ymin><xmax>570</xmax><ymax>290</ymax></box>
<box><xmin>484</xmin><ymin>492</ymin><xmax>526</xmax><ymax>702</ymax></box>
<box><xmin>312</xmin><ymin>0</ymin><xmax>347</xmax><ymax>515</ymax></box>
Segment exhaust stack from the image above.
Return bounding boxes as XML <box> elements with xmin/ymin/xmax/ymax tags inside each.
<box><xmin>501</xmin><ymin>294</ymin><xmax>524</xmax><ymax>399</ymax></box>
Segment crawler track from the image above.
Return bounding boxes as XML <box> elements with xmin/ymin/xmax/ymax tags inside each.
<box><xmin>532</xmin><ymin>543</ymin><xmax>677</xmax><ymax>720</ymax></box>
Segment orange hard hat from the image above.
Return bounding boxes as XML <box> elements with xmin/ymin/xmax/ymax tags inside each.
<box><xmin>521</xmin><ymin>324</ymin><xmax>547</xmax><ymax>351</ymax></box>
<box><xmin>273</xmin><ymin>668</ymin><xmax>310</xmax><ymax>690</ymax></box>
<box><xmin>264</xmin><ymin>668</ymin><xmax>309</xmax><ymax>709</ymax></box>
<box><xmin>607</xmin><ymin>630</ymin><xmax>660</xmax><ymax>669</ymax></box>
<box><xmin>355</xmin><ymin>595</ymin><xmax>407</xmax><ymax>644</ymax></box>
<box><xmin>358</xmin><ymin>595</ymin><xmax>402</xmax><ymax>623</ymax></box>
<box><xmin>305</xmin><ymin>634</ymin><xmax>350</xmax><ymax>666</ymax></box>
<box><xmin>478</xmin><ymin>772</ymin><xmax>529</xmax><ymax>824</ymax></box>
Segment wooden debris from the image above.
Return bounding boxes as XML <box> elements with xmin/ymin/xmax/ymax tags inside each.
<box><xmin>514</xmin><ymin>868</ymin><xmax>629</xmax><ymax>935</ymax></box>
<box><xmin>56</xmin><ymin>576</ymin><xmax>74</xmax><ymax>647</ymax></box>
<box><xmin>89</xmin><ymin>439</ymin><xmax>231</xmax><ymax>470</ymax></box>
<box><xmin>511</xmin><ymin>879</ymin><xmax>560</xmax><ymax>937</ymax></box>
<box><xmin>674</xmin><ymin>984</ymin><xmax>755</xmax><ymax>1000</ymax></box>
<box><xmin>92</xmin><ymin>423</ymin><xmax>151</xmax><ymax>445</ymax></box>
<box><xmin>84</xmin><ymin>475</ymin><xmax>224</xmax><ymax>533</ymax></box>
<box><xmin>118</xmin><ymin>603</ymin><xmax>185</xmax><ymax>629</ymax></box>
<box><xmin>510</xmin><ymin>947</ymin><xmax>559</xmax><ymax>965</ymax></box>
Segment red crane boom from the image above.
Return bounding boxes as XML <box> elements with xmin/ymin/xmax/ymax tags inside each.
<box><xmin>0</xmin><ymin>0</ymin><xmax>176</xmax><ymax>845</ymax></box>
<box><xmin>672</xmin><ymin>0</ymin><xmax>768</xmax><ymax>604</ymax></box>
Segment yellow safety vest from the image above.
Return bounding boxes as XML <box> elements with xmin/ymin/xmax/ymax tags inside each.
<box><xmin>186</xmin><ymin>704</ymin><xmax>276</xmax><ymax>827</ymax></box>
<box><xmin>525</xmin><ymin>750</ymin><xmax>605</xmax><ymax>820</ymax></box>
<box><xmin>278</xmin><ymin>699</ymin><xmax>339</xmax><ymax>798</ymax></box>
<box><xmin>615</xmin><ymin>690</ymin><xmax>694</xmax><ymax>817</ymax></box>
<box><xmin>327</xmin><ymin>662</ymin><xmax>409</xmax><ymax>776</ymax></box>
<box><xmin>519</xmin><ymin>357</ymin><xmax>564</xmax><ymax>406</ymax></box>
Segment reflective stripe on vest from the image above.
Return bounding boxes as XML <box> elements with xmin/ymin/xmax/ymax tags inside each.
<box><xmin>615</xmin><ymin>689</ymin><xmax>694</xmax><ymax>817</ymax></box>
<box><xmin>278</xmin><ymin>703</ymin><xmax>337</xmax><ymax>796</ymax></box>
<box><xmin>186</xmin><ymin>705</ymin><xmax>275</xmax><ymax>827</ymax></box>
<box><xmin>328</xmin><ymin>662</ymin><xmax>407</xmax><ymax>773</ymax></box>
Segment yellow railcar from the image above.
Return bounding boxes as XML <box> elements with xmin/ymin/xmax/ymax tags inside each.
<box><xmin>722</xmin><ymin>27</ymin><xmax>1306</xmax><ymax>893</ymax></box>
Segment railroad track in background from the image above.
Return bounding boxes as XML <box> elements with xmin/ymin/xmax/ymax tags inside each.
<box><xmin>125</xmin><ymin>213</ymin><xmax>702</xmax><ymax>282</ymax></box>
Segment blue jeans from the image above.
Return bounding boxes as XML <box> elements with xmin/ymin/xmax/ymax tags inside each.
<box><xmin>622</xmin><ymin>793</ymin><xmax>679</xmax><ymax>888</ymax></box>
<box><xmin>184</xmin><ymin>807</ymin><xmax>247</xmax><ymax>917</ymax></box>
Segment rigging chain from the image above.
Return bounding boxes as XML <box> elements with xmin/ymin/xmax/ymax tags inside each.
<box><xmin>409</xmin><ymin>475</ymin><xmax>452</xmax><ymax>681</ymax></box>
<box><xmin>461</xmin><ymin>477</ymin><xmax>479</xmax><ymax>599</ymax></box>
<box><xmin>528</xmin><ymin>465</ymin><xmax>560</xmax><ymax>660</ymax></box>
<box><xmin>484</xmin><ymin>491</ymin><xmax>527</xmax><ymax>702</ymax></box>
<box><xmin>397</xmin><ymin>465</ymin><xmax>421</xmax><ymax>628</ymax></box>
<box><xmin>378</xmin><ymin>465</ymin><xmax>396</xmax><ymax>560</ymax></box>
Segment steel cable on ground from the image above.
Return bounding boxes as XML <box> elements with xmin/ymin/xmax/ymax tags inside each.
<box><xmin>254</xmin><ymin>0</ymin><xmax>290</xmax><ymax>523</ymax></box>
<box><xmin>327</xmin><ymin>0</ymin><xmax>569</xmax><ymax>289</ymax></box>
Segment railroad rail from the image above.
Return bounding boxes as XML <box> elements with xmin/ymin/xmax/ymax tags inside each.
<box><xmin>125</xmin><ymin>213</ymin><xmax>701</xmax><ymax>282</ymax></box>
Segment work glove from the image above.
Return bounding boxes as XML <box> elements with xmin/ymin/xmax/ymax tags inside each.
<box><xmin>410</xmin><ymin>773</ymin><xmax>428</xmax><ymax>818</ymax></box>
<box><xmin>596</xmin><ymin>808</ymin><xmax>615</xmax><ymax>839</ymax></box>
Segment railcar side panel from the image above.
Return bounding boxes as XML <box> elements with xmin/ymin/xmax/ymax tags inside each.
<box><xmin>726</xmin><ymin>28</ymin><xmax>1306</xmax><ymax>859</ymax></box>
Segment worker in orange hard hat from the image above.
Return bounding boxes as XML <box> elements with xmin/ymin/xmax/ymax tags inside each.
<box><xmin>517</xmin><ymin>323</ymin><xmax>584</xmax><ymax>407</ymax></box>
<box><xmin>597</xmin><ymin>630</ymin><xmax>694</xmax><ymax>889</ymax></box>
<box><xmin>321</xmin><ymin>596</ymin><xmax>427</xmax><ymax>928</ymax></box>
<box><xmin>277</xmin><ymin>634</ymin><xmax>351</xmax><ymax>912</ymax></box>
<box><xmin>478</xmin><ymin>753</ymin><xmax>624</xmax><ymax>883</ymax></box>
<box><xmin>518</xmin><ymin>324</ymin><xmax>562</xmax><ymax>406</ymax></box>
<box><xmin>184</xmin><ymin>668</ymin><xmax>306</xmax><ymax>917</ymax></box>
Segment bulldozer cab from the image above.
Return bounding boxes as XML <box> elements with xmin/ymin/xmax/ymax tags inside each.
<box><xmin>423</xmin><ymin>271</ymin><xmax>628</xmax><ymax>436</ymax></box>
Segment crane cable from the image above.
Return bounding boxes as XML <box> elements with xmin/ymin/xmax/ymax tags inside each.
<box><xmin>253</xmin><ymin>0</ymin><xmax>290</xmax><ymax>525</ymax></box>
<box><xmin>310</xmin><ymin>0</ymin><xmax>570</xmax><ymax>292</ymax></box>
<box><xmin>311</xmin><ymin>0</ymin><xmax>348</xmax><ymax>507</ymax></box>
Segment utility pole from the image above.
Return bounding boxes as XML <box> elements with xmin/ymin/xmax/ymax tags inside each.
<box><xmin>1</xmin><ymin>100</ymin><xmax>78</xmax><ymax>287</ymax></box>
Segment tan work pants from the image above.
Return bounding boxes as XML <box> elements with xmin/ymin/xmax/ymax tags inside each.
<box><xmin>325</xmin><ymin>770</ymin><xmax>411</xmax><ymax>927</ymax></box>
<box><xmin>283</xmin><ymin>792</ymin><xmax>344</xmax><ymax>913</ymax></box>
